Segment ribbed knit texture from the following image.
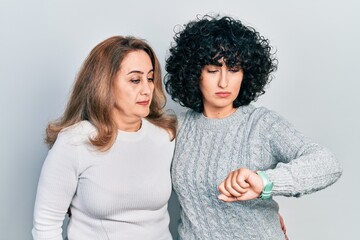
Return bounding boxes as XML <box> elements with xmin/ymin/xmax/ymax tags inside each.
<box><xmin>172</xmin><ymin>104</ymin><xmax>342</xmax><ymax>240</ymax></box>
<box><xmin>32</xmin><ymin>119</ymin><xmax>175</xmax><ymax>240</ymax></box>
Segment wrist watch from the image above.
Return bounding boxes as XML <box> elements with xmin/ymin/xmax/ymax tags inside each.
<box><xmin>256</xmin><ymin>171</ymin><xmax>273</xmax><ymax>200</ymax></box>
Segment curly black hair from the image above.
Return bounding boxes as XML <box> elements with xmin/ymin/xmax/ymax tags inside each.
<box><xmin>164</xmin><ymin>15</ymin><xmax>278</xmax><ymax>112</ymax></box>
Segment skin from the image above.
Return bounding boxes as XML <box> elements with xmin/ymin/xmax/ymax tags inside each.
<box><xmin>200</xmin><ymin>60</ymin><xmax>242</xmax><ymax>118</ymax></box>
<box><xmin>111</xmin><ymin>50</ymin><xmax>154</xmax><ymax>131</ymax></box>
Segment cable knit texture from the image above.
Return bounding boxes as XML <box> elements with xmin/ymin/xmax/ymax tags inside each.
<box><xmin>32</xmin><ymin>119</ymin><xmax>175</xmax><ymax>240</ymax></box>
<box><xmin>172</xmin><ymin>104</ymin><xmax>342</xmax><ymax>240</ymax></box>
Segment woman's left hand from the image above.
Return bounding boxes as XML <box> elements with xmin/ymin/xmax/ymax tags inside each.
<box><xmin>279</xmin><ymin>213</ymin><xmax>289</xmax><ymax>240</ymax></box>
<box><xmin>218</xmin><ymin>168</ymin><xmax>263</xmax><ymax>202</ymax></box>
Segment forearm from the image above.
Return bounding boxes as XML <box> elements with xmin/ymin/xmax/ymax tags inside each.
<box><xmin>266</xmin><ymin>145</ymin><xmax>342</xmax><ymax>197</ymax></box>
<box><xmin>32</xmin><ymin>135</ymin><xmax>78</xmax><ymax>239</ymax></box>
<box><xmin>32</xmin><ymin>222</ymin><xmax>64</xmax><ymax>240</ymax></box>
<box><xmin>262</xmin><ymin>110</ymin><xmax>342</xmax><ymax>197</ymax></box>
<box><xmin>32</xmin><ymin>175</ymin><xmax>70</xmax><ymax>240</ymax></box>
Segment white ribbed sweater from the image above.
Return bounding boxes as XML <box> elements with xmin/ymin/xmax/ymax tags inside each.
<box><xmin>32</xmin><ymin>119</ymin><xmax>174</xmax><ymax>240</ymax></box>
<box><xmin>172</xmin><ymin>104</ymin><xmax>342</xmax><ymax>240</ymax></box>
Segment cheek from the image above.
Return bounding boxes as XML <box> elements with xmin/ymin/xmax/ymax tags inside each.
<box><xmin>150</xmin><ymin>84</ymin><xmax>155</xmax><ymax>94</ymax></box>
<box><xmin>232</xmin><ymin>75</ymin><xmax>243</xmax><ymax>91</ymax></box>
<box><xmin>199</xmin><ymin>79</ymin><xmax>210</xmax><ymax>94</ymax></box>
<box><xmin>113</xmin><ymin>81</ymin><xmax>126</xmax><ymax>97</ymax></box>
<box><xmin>115</xmin><ymin>87</ymin><xmax>136</xmax><ymax>104</ymax></box>
<box><xmin>235</xmin><ymin>80</ymin><xmax>242</xmax><ymax>92</ymax></box>
<box><xmin>114</xmin><ymin>88</ymin><xmax>126</xmax><ymax>100</ymax></box>
<box><xmin>147</xmin><ymin>85</ymin><xmax>154</xmax><ymax>99</ymax></box>
<box><xmin>198</xmin><ymin>84</ymin><xmax>206</xmax><ymax>98</ymax></box>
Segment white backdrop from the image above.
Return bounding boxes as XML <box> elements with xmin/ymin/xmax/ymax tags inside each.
<box><xmin>1</xmin><ymin>0</ymin><xmax>359</xmax><ymax>239</ymax></box>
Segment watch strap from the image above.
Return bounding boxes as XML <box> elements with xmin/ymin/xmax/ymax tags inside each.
<box><xmin>256</xmin><ymin>171</ymin><xmax>273</xmax><ymax>199</ymax></box>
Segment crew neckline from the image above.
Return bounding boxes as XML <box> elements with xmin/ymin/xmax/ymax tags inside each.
<box><xmin>196</xmin><ymin>105</ymin><xmax>253</xmax><ymax>130</ymax></box>
<box><xmin>117</xmin><ymin>118</ymin><xmax>148</xmax><ymax>141</ymax></box>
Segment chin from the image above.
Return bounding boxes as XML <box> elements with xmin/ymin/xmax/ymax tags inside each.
<box><xmin>214</xmin><ymin>103</ymin><xmax>233</xmax><ymax>109</ymax></box>
<box><xmin>137</xmin><ymin>110</ymin><xmax>151</xmax><ymax>118</ymax></box>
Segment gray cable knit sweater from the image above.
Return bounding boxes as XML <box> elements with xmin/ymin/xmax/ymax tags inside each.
<box><xmin>171</xmin><ymin>104</ymin><xmax>342</xmax><ymax>240</ymax></box>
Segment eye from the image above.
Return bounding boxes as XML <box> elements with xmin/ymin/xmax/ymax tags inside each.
<box><xmin>147</xmin><ymin>76</ymin><xmax>154</xmax><ymax>82</ymax></box>
<box><xmin>228</xmin><ymin>67</ymin><xmax>241</xmax><ymax>73</ymax></box>
<box><xmin>130</xmin><ymin>79</ymin><xmax>140</xmax><ymax>84</ymax></box>
<box><xmin>203</xmin><ymin>65</ymin><xmax>220</xmax><ymax>73</ymax></box>
<box><xmin>228</xmin><ymin>68</ymin><xmax>240</xmax><ymax>73</ymax></box>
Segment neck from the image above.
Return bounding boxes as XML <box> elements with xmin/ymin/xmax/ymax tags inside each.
<box><xmin>203</xmin><ymin>106</ymin><xmax>236</xmax><ymax>119</ymax></box>
<box><xmin>114</xmin><ymin>117</ymin><xmax>142</xmax><ymax>132</ymax></box>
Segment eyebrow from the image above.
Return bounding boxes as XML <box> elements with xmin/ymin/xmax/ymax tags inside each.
<box><xmin>127</xmin><ymin>69</ymin><xmax>154</xmax><ymax>75</ymax></box>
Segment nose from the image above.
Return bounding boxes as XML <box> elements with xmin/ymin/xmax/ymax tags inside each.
<box><xmin>218</xmin><ymin>70</ymin><xmax>228</xmax><ymax>88</ymax></box>
<box><xmin>141</xmin><ymin>80</ymin><xmax>152</xmax><ymax>95</ymax></box>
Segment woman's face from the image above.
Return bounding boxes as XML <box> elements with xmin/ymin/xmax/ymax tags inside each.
<box><xmin>200</xmin><ymin>59</ymin><xmax>243</xmax><ymax>118</ymax></box>
<box><xmin>112</xmin><ymin>50</ymin><xmax>154</xmax><ymax>126</ymax></box>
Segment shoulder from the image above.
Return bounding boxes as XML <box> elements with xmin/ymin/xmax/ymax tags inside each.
<box><xmin>236</xmin><ymin>105</ymin><xmax>293</xmax><ymax>135</ymax></box>
<box><xmin>179</xmin><ymin>108</ymin><xmax>199</xmax><ymax>122</ymax></box>
<box><xmin>176</xmin><ymin>108</ymin><xmax>200</xmax><ymax>130</ymax></box>
<box><xmin>247</xmin><ymin>105</ymin><xmax>286</xmax><ymax>125</ymax></box>
<box><xmin>176</xmin><ymin>109</ymin><xmax>188</xmax><ymax>126</ymax></box>
<box><xmin>57</xmin><ymin>121</ymin><xmax>96</xmax><ymax>146</ymax></box>
<box><xmin>143</xmin><ymin>119</ymin><xmax>174</xmax><ymax>141</ymax></box>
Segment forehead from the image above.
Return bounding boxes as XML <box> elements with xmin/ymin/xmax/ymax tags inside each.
<box><xmin>207</xmin><ymin>48</ymin><xmax>242</xmax><ymax>66</ymax></box>
<box><xmin>120</xmin><ymin>50</ymin><xmax>153</xmax><ymax>72</ymax></box>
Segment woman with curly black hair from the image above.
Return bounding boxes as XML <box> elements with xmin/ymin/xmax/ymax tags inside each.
<box><xmin>165</xmin><ymin>15</ymin><xmax>342</xmax><ymax>239</ymax></box>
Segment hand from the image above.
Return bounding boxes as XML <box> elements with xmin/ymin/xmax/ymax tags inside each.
<box><xmin>218</xmin><ymin>168</ymin><xmax>263</xmax><ymax>202</ymax></box>
<box><xmin>279</xmin><ymin>213</ymin><xmax>289</xmax><ymax>240</ymax></box>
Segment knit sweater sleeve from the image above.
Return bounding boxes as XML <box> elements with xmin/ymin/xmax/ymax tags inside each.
<box><xmin>260</xmin><ymin>110</ymin><xmax>342</xmax><ymax>197</ymax></box>
<box><xmin>32</xmin><ymin>131</ymin><xmax>80</xmax><ymax>240</ymax></box>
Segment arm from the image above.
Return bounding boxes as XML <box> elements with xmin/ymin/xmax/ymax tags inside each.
<box><xmin>262</xmin><ymin>111</ymin><xmax>342</xmax><ymax>197</ymax></box>
<box><xmin>218</xmin><ymin>110</ymin><xmax>342</xmax><ymax>201</ymax></box>
<box><xmin>32</xmin><ymin>133</ymin><xmax>79</xmax><ymax>240</ymax></box>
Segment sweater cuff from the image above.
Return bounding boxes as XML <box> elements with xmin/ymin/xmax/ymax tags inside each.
<box><xmin>32</xmin><ymin>228</ymin><xmax>63</xmax><ymax>240</ymax></box>
<box><xmin>265</xmin><ymin>168</ymin><xmax>294</xmax><ymax>197</ymax></box>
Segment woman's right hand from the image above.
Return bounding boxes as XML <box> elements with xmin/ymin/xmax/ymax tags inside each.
<box><xmin>218</xmin><ymin>167</ymin><xmax>263</xmax><ymax>202</ymax></box>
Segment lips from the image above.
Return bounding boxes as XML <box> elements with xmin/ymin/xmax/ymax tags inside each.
<box><xmin>136</xmin><ymin>100</ymin><xmax>150</xmax><ymax>106</ymax></box>
<box><xmin>215</xmin><ymin>92</ymin><xmax>231</xmax><ymax>98</ymax></box>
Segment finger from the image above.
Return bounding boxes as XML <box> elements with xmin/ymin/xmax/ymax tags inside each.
<box><xmin>237</xmin><ymin>169</ymin><xmax>251</xmax><ymax>188</ymax></box>
<box><xmin>218</xmin><ymin>194</ymin><xmax>239</xmax><ymax>202</ymax></box>
<box><xmin>235</xmin><ymin>189</ymin><xmax>261</xmax><ymax>201</ymax></box>
<box><xmin>279</xmin><ymin>214</ymin><xmax>287</xmax><ymax>233</ymax></box>
<box><xmin>231</xmin><ymin>171</ymin><xmax>248</xmax><ymax>194</ymax></box>
<box><xmin>235</xmin><ymin>173</ymin><xmax>250</xmax><ymax>191</ymax></box>
<box><xmin>237</xmin><ymin>176</ymin><xmax>250</xmax><ymax>189</ymax></box>
<box><xmin>218</xmin><ymin>181</ymin><xmax>232</xmax><ymax>197</ymax></box>
<box><xmin>224</xmin><ymin>172</ymin><xmax>242</xmax><ymax>197</ymax></box>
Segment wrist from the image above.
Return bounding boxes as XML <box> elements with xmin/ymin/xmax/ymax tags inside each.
<box><xmin>256</xmin><ymin>171</ymin><xmax>273</xmax><ymax>200</ymax></box>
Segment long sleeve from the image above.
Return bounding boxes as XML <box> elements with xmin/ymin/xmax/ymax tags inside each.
<box><xmin>32</xmin><ymin>120</ymin><xmax>173</xmax><ymax>240</ymax></box>
<box><xmin>262</xmin><ymin>111</ymin><xmax>342</xmax><ymax>197</ymax></box>
<box><xmin>172</xmin><ymin>105</ymin><xmax>342</xmax><ymax>239</ymax></box>
<box><xmin>32</xmin><ymin>133</ymin><xmax>79</xmax><ymax>240</ymax></box>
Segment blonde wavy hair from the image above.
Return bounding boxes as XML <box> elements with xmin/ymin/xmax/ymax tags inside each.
<box><xmin>46</xmin><ymin>36</ymin><xmax>177</xmax><ymax>151</ymax></box>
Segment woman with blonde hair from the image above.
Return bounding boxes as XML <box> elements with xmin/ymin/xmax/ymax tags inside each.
<box><xmin>32</xmin><ymin>36</ymin><xmax>177</xmax><ymax>240</ymax></box>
